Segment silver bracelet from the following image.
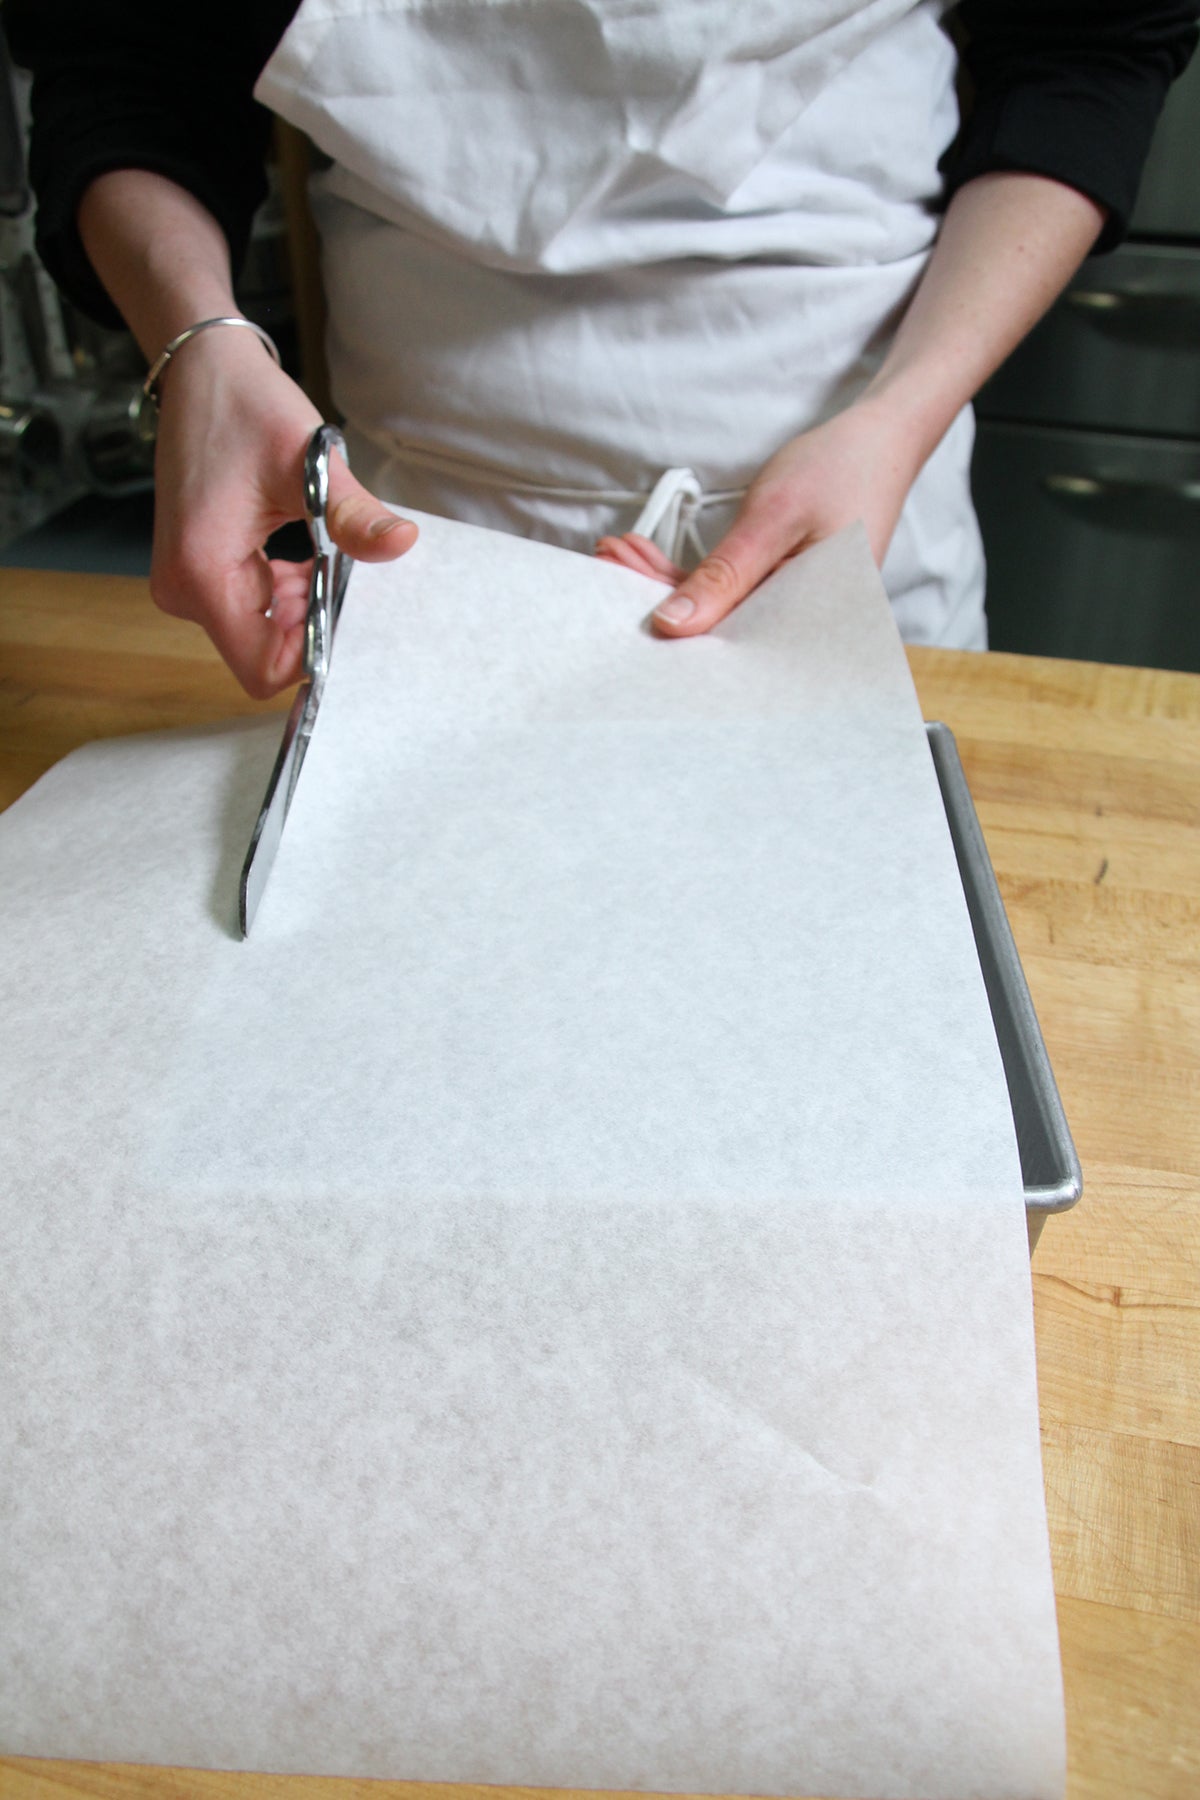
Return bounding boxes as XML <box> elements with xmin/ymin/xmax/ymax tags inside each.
<box><xmin>141</xmin><ymin>316</ymin><xmax>282</xmax><ymax>408</ymax></box>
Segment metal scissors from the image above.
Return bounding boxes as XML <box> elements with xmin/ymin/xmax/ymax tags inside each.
<box><xmin>238</xmin><ymin>423</ymin><xmax>352</xmax><ymax>936</ymax></box>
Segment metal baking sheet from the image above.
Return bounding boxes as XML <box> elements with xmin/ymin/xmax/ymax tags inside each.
<box><xmin>927</xmin><ymin>721</ymin><xmax>1082</xmax><ymax>1250</ymax></box>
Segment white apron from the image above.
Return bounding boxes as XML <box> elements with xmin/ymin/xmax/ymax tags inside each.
<box><xmin>257</xmin><ymin>0</ymin><xmax>986</xmax><ymax>648</ymax></box>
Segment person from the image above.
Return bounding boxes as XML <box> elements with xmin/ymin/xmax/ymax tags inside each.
<box><xmin>8</xmin><ymin>0</ymin><xmax>1198</xmax><ymax>697</ymax></box>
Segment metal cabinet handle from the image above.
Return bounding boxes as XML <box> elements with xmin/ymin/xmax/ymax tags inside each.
<box><xmin>1042</xmin><ymin>473</ymin><xmax>1200</xmax><ymax>533</ymax></box>
<box><xmin>1064</xmin><ymin>288</ymin><xmax>1200</xmax><ymax>343</ymax></box>
<box><xmin>1044</xmin><ymin>474</ymin><xmax>1200</xmax><ymax>502</ymax></box>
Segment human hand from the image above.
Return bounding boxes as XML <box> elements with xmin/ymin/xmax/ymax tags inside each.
<box><xmin>593</xmin><ymin>531</ymin><xmax>686</xmax><ymax>585</ymax></box>
<box><xmin>149</xmin><ymin>328</ymin><xmax>417</xmax><ymax>697</ymax></box>
<box><xmin>598</xmin><ymin>400</ymin><xmax>921</xmax><ymax>636</ymax></box>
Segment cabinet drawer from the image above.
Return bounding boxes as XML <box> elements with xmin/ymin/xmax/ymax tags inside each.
<box><xmin>976</xmin><ymin>247</ymin><xmax>1200</xmax><ymax>439</ymax></box>
<box><xmin>972</xmin><ymin>421</ymin><xmax>1200</xmax><ymax>673</ymax></box>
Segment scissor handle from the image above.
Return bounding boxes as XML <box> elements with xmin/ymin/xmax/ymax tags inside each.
<box><xmin>303</xmin><ymin>423</ymin><xmax>351</xmax><ymax>684</ymax></box>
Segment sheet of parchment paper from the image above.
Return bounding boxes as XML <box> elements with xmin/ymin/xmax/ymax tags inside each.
<box><xmin>0</xmin><ymin>519</ymin><xmax>1064</xmax><ymax>1799</ymax></box>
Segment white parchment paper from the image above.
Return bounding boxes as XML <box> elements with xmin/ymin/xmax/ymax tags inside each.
<box><xmin>0</xmin><ymin>520</ymin><xmax>1064</xmax><ymax>1798</ymax></box>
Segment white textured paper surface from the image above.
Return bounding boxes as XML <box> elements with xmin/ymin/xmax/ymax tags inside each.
<box><xmin>0</xmin><ymin>520</ymin><xmax>1064</xmax><ymax>1798</ymax></box>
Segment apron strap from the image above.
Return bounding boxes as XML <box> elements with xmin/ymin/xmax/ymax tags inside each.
<box><xmin>362</xmin><ymin>431</ymin><xmax>743</xmax><ymax>563</ymax></box>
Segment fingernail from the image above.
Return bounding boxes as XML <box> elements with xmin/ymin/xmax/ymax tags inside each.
<box><xmin>369</xmin><ymin>514</ymin><xmax>402</xmax><ymax>538</ymax></box>
<box><xmin>654</xmin><ymin>593</ymin><xmax>696</xmax><ymax>625</ymax></box>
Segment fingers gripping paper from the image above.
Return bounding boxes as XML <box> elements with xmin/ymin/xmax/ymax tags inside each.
<box><xmin>0</xmin><ymin>521</ymin><xmax>1064</xmax><ymax>1798</ymax></box>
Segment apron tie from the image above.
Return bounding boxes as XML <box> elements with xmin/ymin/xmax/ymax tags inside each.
<box><xmin>359</xmin><ymin>430</ymin><xmax>743</xmax><ymax>567</ymax></box>
<box><xmin>630</xmin><ymin>467</ymin><xmax>708</xmax><ymax>565</ymax></box>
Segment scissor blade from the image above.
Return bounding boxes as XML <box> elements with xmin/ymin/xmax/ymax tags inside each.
<box><xmin>238</xmin><ymin>678</ymin><xmax>322</xmax><ymax>937</ymax></box>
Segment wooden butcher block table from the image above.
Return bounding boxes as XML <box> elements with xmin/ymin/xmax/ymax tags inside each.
<box><xmin>0</xmin><ymin>567</ymin><xmax>1197</xmax><ymax>1800</ymax></box>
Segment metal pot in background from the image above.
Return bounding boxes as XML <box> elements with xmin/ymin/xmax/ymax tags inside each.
<box><xmin>79</xmin><ymin>384</ymin><xmax>157</xmax><ymax>493</ymax></box>
<box><xmin>0</xmin><ymin>396</ymin><xmax>62</xmax><ymax>489</ymax></box>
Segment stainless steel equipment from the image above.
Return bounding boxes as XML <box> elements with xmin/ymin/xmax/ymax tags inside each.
<box><xmin>927</xmin><ymin>723</ymin><xmax>1082</xmax><ymax>1252</ymax></box>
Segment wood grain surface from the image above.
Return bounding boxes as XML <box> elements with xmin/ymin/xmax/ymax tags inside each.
<box><xmin>1</xmin><ymin>568</ymin><xmax>1197</xmax><ymax>1800</ymax></box>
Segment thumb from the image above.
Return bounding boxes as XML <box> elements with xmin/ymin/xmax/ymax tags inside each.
<box><xmin>649</xmin><ymin>514</ymin><xmax>793</xmax><ymax>638</ymax></box>
<box><xmin>325</xmin><ymin>454</ymin><xmax>419</xmax><ymax>563</ymax></box>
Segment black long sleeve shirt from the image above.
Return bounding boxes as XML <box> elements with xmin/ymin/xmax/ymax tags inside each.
<box><xmin>6</xmin><ymin>0</ymin><xmax>1198</xmax><ymax>328</ymax></box>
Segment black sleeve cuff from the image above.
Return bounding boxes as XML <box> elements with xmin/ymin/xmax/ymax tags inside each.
<box><xmin>948</xmin><ymin>78</ymin><xmax>1162</xmax><ymax>253</ymax></box>
<box><xmin>946</xmin><ymin>2</ymin><xmax>1199</xmax><ymax>254</ymax></box>
<box><xmin>23</xmin><ymin>72</ymin><xmax>274</xmax><ymax>327</ymax></box>
<box><xmin>5</xmin><ymin>0</ymin><xmax>289</xmax><ymax>327</ymax></box>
